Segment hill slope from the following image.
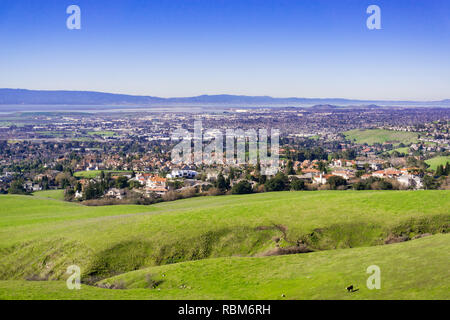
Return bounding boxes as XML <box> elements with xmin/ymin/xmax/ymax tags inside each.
<box><xmin>0</xmin><ymin>191</ymin><xmax>448</xmax><ymax>284</ymax></box>
<box><xmin>425</xmin><ymin>156</ymin><xmax>450</xmax><ymax>171</ymax></box>
<box><xmin>344</xmin><ymin>129</ymin><xmax>420</xmax><ymax>145</ymax></box>
<box><xmin>0</xmin><ymin>233</ymin><xmax>448</xmax><ymax>299</ymax></box>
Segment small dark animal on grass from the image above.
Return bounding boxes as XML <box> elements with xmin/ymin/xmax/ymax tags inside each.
<box><xmin>346</xmin><ymin>285</ymin><xmax>354</xmax><ymax>292</ymax></box>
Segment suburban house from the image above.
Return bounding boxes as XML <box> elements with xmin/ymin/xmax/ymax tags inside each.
<box><xmin>372</xmin><ymin>168</ymin><xmax>402</xmax><ymax>179</ymax></box>
<box><xmin>106</xmin><ymin>188</ymin><xmax>126</xmax><ymax>199</ymax></box>
<box><xmin>331</xmin><ymin>170</ymin><xmax>355</xmax><ymax>180</ymax></box>
<box><xmin>145</xmin><ymin>175</ymin><xmax>168</xmax><ymax>195</ymax></box>
<box><xmin>331</xmin><ymin>159</ymin><xmax>356</xmax><ymax>168</ymax></box>
<box><xmin>167</xmin><ymin>170</ymin><xmax>198</xmax><ymax>179</ymax></box>
<box><xmin>313</xmin><ymin>173</ymin><xmax>332</xmax><ymax>185</ymax></box>
<box><xmin>397</xmin><ymin>175</ymin><xmax>423</xmax><ymax>189</ymax></box>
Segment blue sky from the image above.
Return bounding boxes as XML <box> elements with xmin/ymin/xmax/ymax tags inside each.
<box><xmin>0</xmin><ymin>0</ymin><xmax>449</xmax><ymax>100</ymax></box>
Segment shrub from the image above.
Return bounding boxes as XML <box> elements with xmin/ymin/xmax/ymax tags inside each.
<box><xmin>8</xmin><ymin>180</ymin><xmax>28</xmax><ymax>195</ymax></box>
<box><xmin>162</xmin><ymin>191</ymin><xmax>181</xmax><ymax>202</ymax></box>
<box><xmin>180</xmin><ymin>187</ymin><xmax>197</xmax><ymax>199</ymax></box>
<box><xmin>265</xmin><ymin>173</ymin><xmax>289</xmax><ymax>192</ymax></box>
<box><xmin>231</xmin><ymin>180</ymin><xmax>253</xmax><ymax>194</ymax></box>
<box><xmin>290</xmin><ymin>178</ymin><xmax>306</xmax><ymax>191</ymax></box>
<box><xmin>207</xmin><ymin>187</ymin><xmax>223</xmax><ymax>196</ymax></box>
<box><xmin>327</xmin><ymin>176</ymin><xmax>347</xmax><ymax>190</ymax></box>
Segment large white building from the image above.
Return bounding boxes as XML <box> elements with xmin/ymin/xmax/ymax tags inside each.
<box><xmin>167</xmin><ymin>170</ymin><xmax>198</xmax><ymax>179</ymax></box>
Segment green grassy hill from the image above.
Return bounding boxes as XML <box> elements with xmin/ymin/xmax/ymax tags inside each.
<box><xmin>0</xmin><ymin>190</ymin><xmax>449</xmax><ymax>299</ymax></box>
<box><xmin>425</xmin><ymin>156</ymin><xmax>450</xmax><ymax>171</ymax></box>
<box><xmin>1</xmin><ymin>234</ymin><xmax>448</xmax><ymax>300</ymax></box>
<box><xmin>32</xmin><ymin>189</ymin><xmax>65</xmax><ymax>201</ymax></box>
<box><xmin>344</xmin><ymin>129</ymin><xmax>419</xmax><ymax>145</ymax></box>
<box><xmin>73</xmin><ymin>170</ymin><xmax>132</xmax><ymax>178</ymax></box>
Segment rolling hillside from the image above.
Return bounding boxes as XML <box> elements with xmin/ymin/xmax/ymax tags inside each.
<box><xmin>344</xmin><ymin>129</ymin><xmax>420</xmax><ymax>145</ymax></box>
<box><xmin>425</xmin><ymin>156</ymin><xmax>450</xmax><ymax>171</ymax></box>
<box><xmin>0</xmin><ymin>190</ymin><xmax>449</xmax><ymax>299</ymax></box>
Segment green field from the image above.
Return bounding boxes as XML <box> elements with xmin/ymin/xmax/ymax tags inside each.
<box><xmin>344</xmin><ymin>129</ymin><xmax>419</xmax><ymax>145</ymax></box>
<box><xmin>33</xmin><ymin>189</ymin><xmax>65</xmax><ymax>201</ymax></box>
<box><xmin>35</xmin><ymin>131</ymin><xmax>68</xmax><ymax>137</ymax></box>
<box><xmin>388</xmin><ymin>147</ymin><xmax>410</xmax><ymax>155</ymax></box>
<box><xmin>73</xmin><ymin>170</ymin><xmax>132</xmax><ymax>178</ymax></box>
<box><xmin>425</xmin><ymin>156</ymin><xmax>450</xmax><ymax>171</ymax></box>
<box><xmin>87</xmin><ymin>130</ymin><xmax>117</xmax><ymax>137</ymax></box>
<box><xmin>0</xmin><ymin>190</ymin><xmax>449</xmax><ymax>299</ymax></box>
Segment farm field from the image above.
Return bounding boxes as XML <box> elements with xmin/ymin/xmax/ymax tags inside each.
<box><xmin>425</xmin><ymin>156</ymin><xmax>450</xmax><ymax>171</ymax></box>
<box><xmin>0</xmin><ymin>190</ymin><xmax>449</xmax><ymax>299</ymax></box>
<box><xmin>344</xmin><ymin>129</ymin><xmax>419</xmax><ymax>145</ymax></box>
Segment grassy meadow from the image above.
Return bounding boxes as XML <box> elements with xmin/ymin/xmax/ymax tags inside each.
<box><xmin>344</xmin><ymin>129</ymin><xmax>419</xmax><ymax>145</ymax></box>
<box><xmin>425</xmin><ymin>156</ymin><xmax>450</xmax><ymax>171</ymax></box>
<box><xmin>33</xmin><ymin>189</ymin><xmax>65</xmax><ymax>201</ymax></box>
<box><xmin>87</xmin><ymin>130</ymin><xmax>117</xmax><ymax>137</ymax></box>
<box><xmin>73</xmin><ymin>170</ymin><xmax>132</xmax><ymax>178</ymax></box>
<box><xmin>0</xmin><ymin>190</ymin><xmax>449</xmax><ymax>299</ymax></box>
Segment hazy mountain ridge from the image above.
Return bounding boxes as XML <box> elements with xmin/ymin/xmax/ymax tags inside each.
<box><xmin>0</xmin><ymin>88</ymin><xmax>449</xmax><ymax>107</ymax></box>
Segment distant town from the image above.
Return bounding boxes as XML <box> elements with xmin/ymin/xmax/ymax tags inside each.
<box><xmin>1</xmin><ymin>105</ymin><xmax>449</xmax><ymax>204</ymax></box>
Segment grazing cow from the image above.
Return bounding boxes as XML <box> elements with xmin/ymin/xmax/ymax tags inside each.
<box><xmin>346</xmin><ymin>285</ymin><xmax>354</xmax><ymax>292</ymax></box>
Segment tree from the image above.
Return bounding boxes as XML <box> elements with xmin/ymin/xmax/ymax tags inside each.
<box><xmin>435</xmin><ymin>165</ymin><xmax>444</xmax><ymax>177</ymax></box>
<box><xmin>327</xmin><ymin>176</ymin><xmax>347</xmax><ymax>190</ymax></box>
<box><xmin>355</xmin><ymin>170</ymin><xmax>365</xmax><ymax>178</ymax></box>
<box><xmin>445</xmin><ymin>162</ymin><xmax>450</xmax><ymax>176</ymax></box>
<box><xmin>231</xmin><ymin>180</ymin><xmax>253</xmax><ymax>194</ymax></box>
<box><xmin>317</xmin><ymin>161</ymin><xmax>327</xmax><ymax>173</ymax></box>
<box><xmin>115</xmin><ymin>176</ymin><xmax>129</xmax><ymax>189</ymax></box>
<box><xmin>64</xmin><ymin>188</ymin><xmax>75</xmax><ymax>201</ymax></box>
<box><xmin>258</xmin><ymin>174</ymin><xmax>266</xmax><ymax>185</ymax></box>
<box><xmin>378</xmin><ymin>179</ymin><xmax>393</xmax><ymax>190</ymax></box>
<box><xmin>56</xmin><ymin>172</ymin><xmax>71</xmax><ymax>188</ymax></box>
<box><xmin>216</xmin><ymin>172</ymin><xmax>229</xmax><ymax>191</ymax></box>
<box><xmin>8</xmin><ymin>180</ymin><xmax>27</xmax><ymax>195</ymax></box>
<box><xmin>83</xmin><ymin>182</ymin><xmax>103</xmax><ymax>200</ymax></box>
<box><xmin>290</xmin><ymin>177</ymin><xmax>306</xmax><ymax>191</ymax></box>
<box><xmin>229</xmin><ymin>167</ymin><xmax>236</xmax><ymax>180</ymax></box>
<box><xmin>285</xmin><ymin>160</ymin><xmax>295</xmax><ymax>175</ymax></box>
<box><xmin>423</xmin><ymin>175</ymin><xmax>439</xmax><ymax>190</ymax></box>
<box><xmin>265</xmin><ymin>172</ymin><xmax>289</xmax><ymax>192</ymax></box>
<box><xmin>129</xmin><ymin>180</ymin><xmax>142</xmax><ymax>189</ymax></box>
<box><xmin>353</xmin><ymin>181</ymin><xmax>369</xmax><ymax>190</ymax></box>
<box><xmin>40</xmin><ymin>175</ymin><xmax>50</xmax><ymax>190</ymax></box>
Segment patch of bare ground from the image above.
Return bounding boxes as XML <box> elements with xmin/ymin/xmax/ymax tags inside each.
<box><xmin>97</xmin><ymin>280</ymin><xmax>126</xmax><ymax>290</ymax></box>
<box><xmin>412</xmin><ymin>233</ymin><xmax>432</xmax><ymax>240</ymax></box>
<box><xmin>256</xmin><ymin>224</ymin><xmax>314</xmax><ymax>256</ymax></box>
<box><xmin>384</xmin><ymin>232</ymin><xmax>433</xmax><ymax>244</ymax></box>
<box><xmin>258</xmin><ymin>245</ymin><xmax>313</xmax><ymax>257</ymax></box>
<box><xmin>384</xmin><ymin>234</ymin><xmax>410</xmax><ymax>244</ymax></box>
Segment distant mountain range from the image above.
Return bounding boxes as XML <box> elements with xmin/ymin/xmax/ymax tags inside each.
<box><xmin>0</xmin><ymin>88</ymin><xmax>449</xmax><ymax>107</ymax></box>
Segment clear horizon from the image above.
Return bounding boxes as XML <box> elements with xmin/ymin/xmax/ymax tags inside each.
<box><xmin>1</xmin><ymin>0</ymin><xmax>449</xmax><ymax>100</ymax></box>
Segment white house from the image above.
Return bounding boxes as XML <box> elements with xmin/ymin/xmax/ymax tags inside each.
<box><xmin>106</xmin><ymin>188</ymin><xmax>126</xmax><ymax>199</ymax></box>
<box><xmin>167</xmin><ymin>170</ymin><xmax>197</xmax><ymax>179</ymax></box>
<box><xmin>397</xmin><ymin>175</ymin><xmax>423</xmax><ymax>189</ymax></box>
